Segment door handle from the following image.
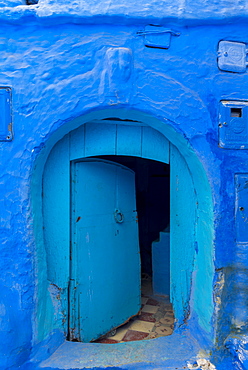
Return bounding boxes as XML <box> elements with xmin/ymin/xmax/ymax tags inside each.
<box><xmin>114</xmin><ymin>209</ymin><xmax>124</xmax><ymax>223</ymax></box>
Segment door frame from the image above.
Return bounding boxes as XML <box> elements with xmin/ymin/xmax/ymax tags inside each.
<box><xmin>33</xmin><ymin>108</ymin><xmax>214</xmax><ymax>345</ymax></box>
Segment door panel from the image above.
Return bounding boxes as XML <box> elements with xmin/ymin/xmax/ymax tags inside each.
<box><xmin>70</xmin><ymin>159</ymin><xmax>140</xmax><ymax>342</ymax></box>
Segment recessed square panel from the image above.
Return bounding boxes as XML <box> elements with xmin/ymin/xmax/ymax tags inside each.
<box><xmin>219</xmin><ymin>100</ymin><xmax>248</xmax><ymax>149</ymax></box>
<box><xmin>0</xmin><ymin>87</ymin><xmax>12</xmax><ymax>141</ymax></box>
<box><xmin>218</xmin><ymin>41</ymin><xmax>247</xmax><ymax>73</ymax></box>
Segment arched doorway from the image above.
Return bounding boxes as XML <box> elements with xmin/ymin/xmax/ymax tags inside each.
<box><xmin>34</xmin><ymin>110</ymin><xmax>213</xmax><ymax>344</ymax></box>
<box><xmin>32</xmin><ymin>109</ymin><xmax>214</xmax><ymax>346</ymax></box>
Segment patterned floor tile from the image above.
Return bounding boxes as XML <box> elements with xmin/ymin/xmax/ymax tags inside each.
<box><xmin>159</xmin><ymin>317</ymin><xmax>174</xmax><ymax>325</ymax></box>
<box><xmin>141</xmin><ymin>297</ymin><xmax>148</xmax><ymax>305</ymax></box>
<box><xmin>141</xmin><ymin>304</ymin><xmax>158</xmax><ymax>314</ymax></box>
<box><xmin>163</xmin><ymin>304</ymin><xmax>173</xmax><ymax>310</ymax></box>
<box><xmin>137</xmin><ymin>312</ymin><xmax>156</xmax><ymax>323</ymax></box>
<box><xmin>154</xmin><ymin>324</ymin><xmax>173</xmax><ymax>336</ymax></box>
<box><xmin>165</xmin><ymin>311</ymin><xmax>174</xmax><ymax>316</ymax></box>
<box><xmin>106</xmin><ymin>322</ymin><xmax>131</xmax><ymax>341</ymax></box>
<box><xmin>95</xmin><ymin>338</ymin><xmax>119</xmax><ymax>344</ymax></box>
<box><xmin>146</xmin><ymin>298</ymin><xmax>159</xmax><ymax>306</ymax></box>
<box><xmin>122</xmin><ymin>330</ymin><xmax>149</xmax><ymax>341</ymax></box>
<box><xmin>129</xmin><ymin>319</ymin><xmax>154</xmax><ymax>333</ymax></box>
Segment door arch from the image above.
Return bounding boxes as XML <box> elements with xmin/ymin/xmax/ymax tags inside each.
<box><xmin>33</xmin><ymin>109</ymin><xmax>214</xmax><ymax>344</ymax></box>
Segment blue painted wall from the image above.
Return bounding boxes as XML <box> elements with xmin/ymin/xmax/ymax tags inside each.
<box><xmin>1</xmin><ymin>1</ymin><xmax>248</xmax><ymax>369</ymax></box>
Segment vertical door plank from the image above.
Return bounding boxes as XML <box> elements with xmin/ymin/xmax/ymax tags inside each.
<box><xmin>142</xmin><ymin>126</ymin><xmax>169</xmax><ymax>164</ymax></box>
<box><xmin>116</xmin><ymin>125</ymin><xmax>142</xmax><ymax>156</ymax></box>
<box><xmin>85</xmin><ymin>122</ymin><xmax>116</xmax><ymax>157</ymax></box>
<box><xmin>70</xmin><ymin>124</ymin><xmax>85</xmax><ymax>160</ymax></box>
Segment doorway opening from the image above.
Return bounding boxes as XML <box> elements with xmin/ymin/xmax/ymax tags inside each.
<box><xmin>86</xmin><ymin>155</ymin><xmax>173</xmax><ymax>343</ymax></box>
<box><xmin>96</xmin><ymin>155</ymin><xmax>170</xmax><ymax>288</ymax></box>
<box><xmin>36</xmin><ymin>111</ymin><xmax>214</xmax><ymax>350</ymax></box>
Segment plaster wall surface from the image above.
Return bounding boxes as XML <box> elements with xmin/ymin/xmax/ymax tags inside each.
<box><xmin>0</xmin><ymin>1</ymin><xmax>248</xmax><ymax>369</ymax></box>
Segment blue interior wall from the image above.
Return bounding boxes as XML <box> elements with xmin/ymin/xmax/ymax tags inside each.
<box><xmin>1</xmin><ymin>2</ymin><xmax>248</xmax><ymax>367</ymax></box>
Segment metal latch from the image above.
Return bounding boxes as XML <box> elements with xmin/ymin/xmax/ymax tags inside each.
<box><xmin>114</xmin><ymin>209</ymin><xmax>124</xmax><ymax>223</ymax></box>
<box><xmin>137</xmin><ymin>25</ymin><xmax>180</xmax><ymax>49</ymax></box>
<box><xmin>218</xmin><ymin>41</ymin><xmax>248</xmax><ymax>73</ymax></box>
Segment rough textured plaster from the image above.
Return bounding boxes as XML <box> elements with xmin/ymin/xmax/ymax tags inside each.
<box><xmin>0</xmin><ymin>2</ymin><xmax>248</xmax><ymax>369</ymax></box>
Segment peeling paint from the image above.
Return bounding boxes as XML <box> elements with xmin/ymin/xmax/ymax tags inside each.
<box><xmin>188</xmin><ymin>358</ymin><xmax>216</xmax><ymax>370</ymax></box>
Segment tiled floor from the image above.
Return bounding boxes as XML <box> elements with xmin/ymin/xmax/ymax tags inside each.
<box><xmin>95</xmin><ymin>277</ymin><xmax>175</xmax><ymax>343</ymax></box>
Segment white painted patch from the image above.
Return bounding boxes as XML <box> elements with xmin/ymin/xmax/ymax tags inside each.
<box><xmin>187</xmin><ymin>358</ymin><xmax>216</xmax><ymax>369</ymax></box>
<box><xmin>214</xmin><ymin>270</ymin><xmax>225</xmax><ymax>317</ymax></box>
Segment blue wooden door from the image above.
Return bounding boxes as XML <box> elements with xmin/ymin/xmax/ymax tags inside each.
<box><xmin>69</xmin><ymin>159</ymin><xmax>141</xmax><ymax>342</ymax></box>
